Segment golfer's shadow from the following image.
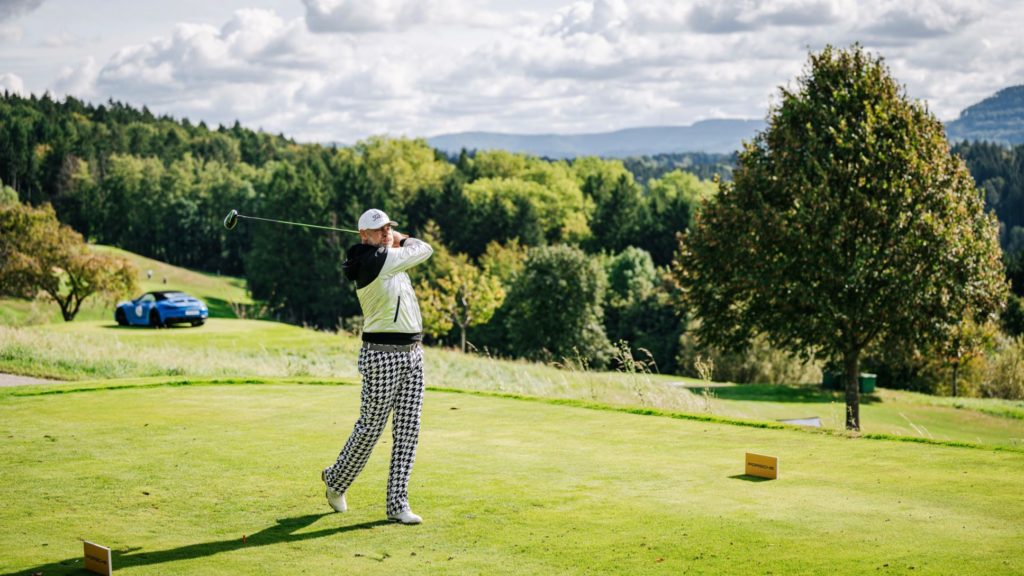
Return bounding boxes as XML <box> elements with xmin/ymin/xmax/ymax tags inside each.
<box><xmin>1</xmin><ymin>514</ymin><xmax>389</xmax><ymax>575</ymax></box>
<box><xmin>116</xmin><ymin>514</ymin><xmax>390</xmax><ymax>568</ymax></box>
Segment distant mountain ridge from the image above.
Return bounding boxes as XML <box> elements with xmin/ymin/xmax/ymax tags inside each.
<box><xmin>945</xmin><ymin>85</ymin><xmax>1024</xmax><ymax>145</ymax></box>
<box><xmin>426</xmin><ymin>86</ymin><xmax>1024</xmax><ymax>158</ymax></box>
<box><xmin>427</xmin><ymin>119</ymin><xmax>766</xmax><ymax>158</ymax></box>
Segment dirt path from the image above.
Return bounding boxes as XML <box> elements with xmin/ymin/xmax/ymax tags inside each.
<box><xmin>0</xmin><ymin>373</ymin><xmax>61</xmax><ymax>387</ymax></box>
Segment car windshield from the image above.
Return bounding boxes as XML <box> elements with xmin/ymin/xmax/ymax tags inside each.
<box><xmin>155</xmin><ymin>292</ymin><xmax>189</xmax><ymax>301</ymax></box>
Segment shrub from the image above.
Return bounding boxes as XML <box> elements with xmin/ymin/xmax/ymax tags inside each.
<box><xmin>1003</xmin><ymin>295</ymin><xmax>1024</xmax><ymax>337</ymax></box>
<box><xmin>503</xmin><ymin>245</ymin><xmax>612</xmax><ymax>368</ymax></box>
<box><xmin>676</xmin><ymin>328</ymin><xmax>821</xmax><ymax>384</ymax></box>
<box><xmin>603</xmin><ymin>247</ymin><xmax>685</xmax><ymax>373</ymax></box>
<box><xmin>980</xmin><ymin>335</ymin><xmax>1024</xmax><ymax>400</ymax></box>
<box><xmin>861</xmin><ymin>325</ymin><xmax>998</xmax><ymax>397</ymax></box>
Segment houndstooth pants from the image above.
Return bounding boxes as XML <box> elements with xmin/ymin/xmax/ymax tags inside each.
<box><xmin>324</xmin><ymin>345</ymin><xmax>425</xmax><ymax>516</ymax></box>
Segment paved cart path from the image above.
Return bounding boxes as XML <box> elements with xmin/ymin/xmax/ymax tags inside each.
<box><xmin>0</xmin><ymin>373</ymin><xmax>61</xmax><ymax>387</ymax></box>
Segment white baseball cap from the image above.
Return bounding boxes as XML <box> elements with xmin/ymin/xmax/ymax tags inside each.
<box><xmin>357</xmin><ymin>208</ymin><xmax>398</xmax><ymax>231</ymax></box>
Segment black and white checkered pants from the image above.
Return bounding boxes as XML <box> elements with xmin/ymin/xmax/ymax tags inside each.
<box><xmin>324</xmin><ymin>345</ymin><xmax>425</xmax><ymax>516</ymax></box>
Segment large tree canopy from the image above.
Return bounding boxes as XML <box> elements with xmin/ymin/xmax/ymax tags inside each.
<box><xmin>503</xmin><ymin>245</ymin><xmax>611</xmax><ymax>367</ymax></box>
<box><xmin>676</xmin><ymin>45</ymin><xmax>1008</xmax><ymax>430</ymax></box>
<box><xmin>0</xmin><ymin>201</ymin><xmax>137</xmax><ymax>321</ymax></box>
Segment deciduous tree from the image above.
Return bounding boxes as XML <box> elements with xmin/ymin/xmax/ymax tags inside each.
<box><xmin>418</xmin><ymin>250</ymin><xmax>505</xmax><ymax>352</ymax></box>
<box><xmin>676</xmin><ymin>45</ymin><xmax>1008</xmax><ymax>430</ymax></box>
<box><xmin>504</xmin><ymin>245</ymin><xmax>612</xmax><ymax>367</ymax></box>
<box><xmin>0</xmin><ymin>201</ymin><xmax>137</xmax><ymax>321</ymax></box>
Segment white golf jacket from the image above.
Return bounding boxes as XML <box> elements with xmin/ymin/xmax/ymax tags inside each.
<box><xmin>344</xmin><ymin>238</ymin><xmax>433</xmax><ymax>343</ymax></box>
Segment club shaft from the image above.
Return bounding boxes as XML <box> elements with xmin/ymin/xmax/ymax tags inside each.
<box><xmin>235</xmin><ymin>213</ymin><xmax>359</xmax><ymax>234</ymax></box>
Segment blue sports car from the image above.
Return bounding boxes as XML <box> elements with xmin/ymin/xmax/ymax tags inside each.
<box><xmin>115</xmin><ymin>291</ymin><xmax>209</xmax><ymax>327</ymax></box>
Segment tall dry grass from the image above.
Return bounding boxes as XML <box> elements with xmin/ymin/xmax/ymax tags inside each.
<box><xmin>0</xmin><ymin>325</ymin><xmax>714</xmax><ymax>413</ymax></box>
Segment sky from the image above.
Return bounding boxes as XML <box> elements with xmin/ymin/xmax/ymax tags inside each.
<box><xmin>1</xmin><ymin>0</ymin><xmax>1022</xmax><ymax>144</ymax></box>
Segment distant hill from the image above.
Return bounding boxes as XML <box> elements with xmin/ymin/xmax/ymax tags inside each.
<box><xmin>427</xmin><ymin>119</ymin><xmax>766</xmax><ymax>158</ymax></box>
<box><xmin>945</xmin><ymin>85</ymin><xmax>1024</xmax><ymax>145</ymax></box>
<box><xmin>428</xmin><ymin>86</ymin><xmax>1024</xmax><ymax>157</ymax></box>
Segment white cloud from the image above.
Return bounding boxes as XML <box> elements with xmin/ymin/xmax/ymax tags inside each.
<box><xmin>445</xmin><ymin>0</ymin><xmax>1020</xmax><ymax>132</ymax></box>
<box><xmin>541</xmin><ymin>0</ymin><xmax>628</xmax><ymax>38</ymax></box>
<box><xmin>301</xmin><ymin>0</ymin><xmax>520</xmax><ymax>33</ymax></box>
<box><xmin>38</xmin><ymin>30</ymin><xmax>90</xmax><ymax>48</ymax></box>
<box><xmin>42</xmin><ymin>7</ymin><xmax>443</xmax><ymax>142</ymax></box>
<box><xmin>615</xmin><ymin>0</ymin><xmax>852</xmax><ymax>35</ymax></box>
<box><xmin>0</xmin><ymin>71</ymin><xmax>24</xmax><ymax>94</ymax></box>
<box><xmin>95</xmin><ymin>9</ymin><xmax>327</xmax><ymax>98</ymax></box>
<box><xmin>302</xmin><ymin>0</ymin><xmax>430</xmax><ymax>32</ymax></box>
<box><xmin>21</xmin><ymin>0</ymin><xmax>1024</xmax><ymax>142</ymax></box>
<box><xmin>0</xmin><ymin>23</ymin><xmax>21</xmax><ymax>43</ymax></box>
<box><xmin>860</xmin><ymin>0</ymin><xmax>983</xmax><ymax>40</ymax></box>
<box><xmin>0</xmin><ymin>0</ymin><xmax>44</xmax><ymax>22</ymax></box>
<box><xmin>50</xmin><ymin>57</ymin><xmax>98</xmax><ymax>97</ymax></box>
<box><xmin>756</xmin><ymin>0</ymin><xmax>852</xmax><ymax>27</ymax></box>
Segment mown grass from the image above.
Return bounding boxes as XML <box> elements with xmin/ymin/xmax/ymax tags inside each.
<box><xmin>1</xmin><ymin>379</ymin><xmax>1022</xmax><ymax>575</ymax></box>
<box><xmin>877</xmin><ymin>388</ymin><xmax>1024</xmax><ymax>420</ymax></box>
<box><xmin>2</xmin><ymin>245</ymin><xmax>1023</xmax><ymax>573</ymax></box>
<box><xmin>3</xmin><ymin>320</ymin><xmax>1024</xmax><ymax>450</ymax></box>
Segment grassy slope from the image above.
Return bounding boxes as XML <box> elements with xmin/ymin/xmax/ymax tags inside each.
<box><xmin>0</xmin><ymin>244</ymin><xmax>251</xmax><ymax>325</ymax></box>
<box><xmin>1</xmin><ymin>379</ymin><xmax>1022</xmax><ymax>575</ymax></box>
<box><xmin>3</xmin><ymin>318</ymin><xmax>1024</xmax><ymax>449</ymax></box>
<box><xmin>3</xmin><ymin>245</ymin><xmax>1021</xmax><ymax>447</ymax></box>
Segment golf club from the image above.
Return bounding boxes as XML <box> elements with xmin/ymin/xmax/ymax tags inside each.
<box><xmin>223</xmin><ymin>209</ymin><xmax>359</xmax><ymax>234</ymax></box>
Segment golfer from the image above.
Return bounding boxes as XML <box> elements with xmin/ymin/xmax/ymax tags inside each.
<box><xmin>321</xmin><ymin>208</ymin><xmax>433</xmax><ymax>525</ymax></box>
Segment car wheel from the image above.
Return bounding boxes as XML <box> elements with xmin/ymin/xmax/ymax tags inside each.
<box><xmin>115</xmin><ymin>308</ymin><xmax>128</xmax><ymax>326</ymax></box>
<box><xmin>191</xmin><ymin>320</ymin><xmax>205</xmax><ymax>327</ymax></box>
<box><xmin>149</xmin><ymin>310</ymin><xmax>163</xmax><ymax>328</ymax></box>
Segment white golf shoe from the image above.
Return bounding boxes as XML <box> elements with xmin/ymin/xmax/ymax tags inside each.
<box><xmin>387</xmin><ymin>509</ymin><xmax>422</xmax><ymax>525</ymax></box>
<box><xmin>321</xmin><ymin>469</ymin><xmax>347</xmax><ymax>513</ymax></box>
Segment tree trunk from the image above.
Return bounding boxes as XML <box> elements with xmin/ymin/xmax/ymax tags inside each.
<box><xmin>844</xmin><ymin>349</ymin><xmax>861</xmax><ymax>431</ymax></box>
<box><xmin>951</xmin><ymin>363</ymin><xmax>959</xmax><ymax>398</ymax></box>
<box><xmin>60</xmin><ymin>299</ymin><xmax>73</xmax><ymax>321</ymax></box>
<box><xmin>459</xmin><ymin>323</ymin><xmax>467</xmax><ymax>353</ymax></box>
<box><xmin>47</xmin><ymin>289</ymin><xmax>74</xmax><ymax>322</ymax></box>
<box><xmin>68</xmin><ymin>294</ymin><xmax>83</xmax><ymax>321</ymax></box>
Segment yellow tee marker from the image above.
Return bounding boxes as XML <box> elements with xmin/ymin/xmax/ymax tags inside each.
<box><xmin>84</xmin><ymin>541</ymin><xmax>112</xmax><ymax>575</ymax></box>
<box><xmin>745</xmin><ymin>452</ymin><xmax>779</xmax><ymax>480</ymax></box>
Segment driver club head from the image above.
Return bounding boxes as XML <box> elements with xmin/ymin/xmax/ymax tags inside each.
<box><xmin>223</xmin><ymin>209</ymin><xmax>239</xmax><ymax>230</ymax></box>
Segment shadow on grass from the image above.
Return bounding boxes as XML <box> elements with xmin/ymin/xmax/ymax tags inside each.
<box><xmin>203</xmin><ymin>297</ymin><xmax>238</xmax><ymax>319</ymax></box>
<box><xmin>1</xmin><ymin>514</ymin><xmax>391</xmax><ymax>576</ymax></box>
<box><xmin>205</xmin><ymin>297</ymin><xmax>272</xmax><ymax>321</ymax></box>
<box><xmin>728</xmin><ymin>474</ymin><xmax>774</xmax><ymax>483</ymax></box>
<box><xmin>704</xmin><ymin>383</ymin><xmax>881</xmax><ymax>405</ymax></box>
<box><xmin>101</xmin><ymin>323</ymin><xmax>197</xmax><ymax>330</ymax></box>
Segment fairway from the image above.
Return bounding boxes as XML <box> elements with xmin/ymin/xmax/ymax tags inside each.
<box><xmin>1</xmin><ymin>379</ymin><xmax>1022</xmax><ymax>575</ymax></box>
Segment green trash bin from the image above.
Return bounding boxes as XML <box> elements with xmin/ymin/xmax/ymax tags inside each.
<box><xmin>822</xmin><ymin>371</ymin><xmax>837</xmax><ymax>390</ymax></box>
<box><xmin>858</xmin><ymin>373</ymin><xmax>877</xmax><ymax>394</ymax></box>
<box><xmin>822</xmin><ymin>370</ymin><xmax>846</xmax><ymax>391</ymax></box>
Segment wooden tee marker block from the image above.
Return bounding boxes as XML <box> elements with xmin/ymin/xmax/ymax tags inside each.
<box><xmin>745</xmin><ymin>452</ymin><xmax>779</xmax><ymax>479</ymax></box>
<box><xmin>84</xmin><ymin>541</ymin><xmax>112</xmax><ymax>575</ymax></box>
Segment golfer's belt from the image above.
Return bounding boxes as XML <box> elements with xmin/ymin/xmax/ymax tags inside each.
<box><xmin>361</xmin><ymin>341</ymin><xmax>420</xmax><ymax>353</ymax></box>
